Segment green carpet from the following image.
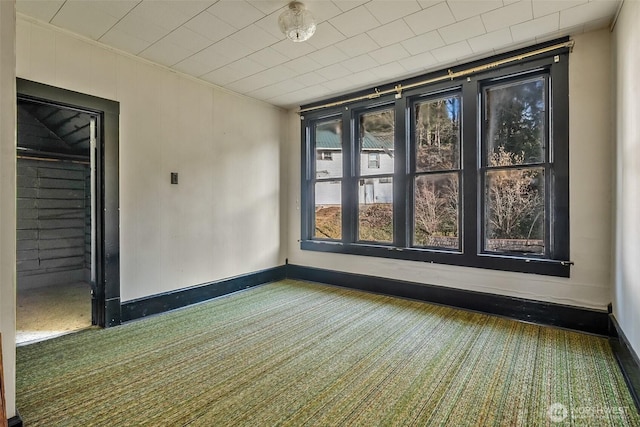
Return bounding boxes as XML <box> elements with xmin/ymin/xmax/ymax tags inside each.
<box><xmin>16</xmin><ymin>279</ymin><xmax>640</xmax><ymax>426</ymax></box>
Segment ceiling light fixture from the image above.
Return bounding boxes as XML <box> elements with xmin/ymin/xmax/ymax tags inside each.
<box><xmin>278</xmin><ymin>1</ymin><xmax>316</xmax><ymax>43</ymax></box>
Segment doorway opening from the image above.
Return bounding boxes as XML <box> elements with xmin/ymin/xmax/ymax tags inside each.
<box><xmin>16</xmin><ymin>98</ymin><xmax>96</xmax><ymax>344</ymax></box>
<box><xmin>16</xmin><ymin>79</ymin><xmax>121</xmax><ymax>345</ymax></box>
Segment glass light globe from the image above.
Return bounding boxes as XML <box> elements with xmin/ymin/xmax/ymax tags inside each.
<box><xmin>278</xmin><ymin>1</ymin><xmax>317</xmax><ymax>42</ymax></box>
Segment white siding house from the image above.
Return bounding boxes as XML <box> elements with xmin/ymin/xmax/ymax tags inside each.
<box><xmin>315</xmin><ymin>130</ymin><xmax>394</xmax><ymax>206</ymax></box>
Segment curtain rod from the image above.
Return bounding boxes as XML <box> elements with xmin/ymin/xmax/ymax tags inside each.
<box><xmin>299</xmin><ymin>40</ymin><xmax>574</xmax><ymax>115</ymax></box>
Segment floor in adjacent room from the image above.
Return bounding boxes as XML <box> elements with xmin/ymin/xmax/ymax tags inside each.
<box><xmin>16</xmin><ymin>281</ymin><xmax>93</xmax><ymax>345</ymax></box>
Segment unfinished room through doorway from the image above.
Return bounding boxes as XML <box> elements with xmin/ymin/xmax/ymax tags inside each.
<box><xmin>16</xmin><ymin>79</ymin><xmax>121</xmax><ymax>343</ymax></box>
<box><xmin>16</xmin><ymin>98</ymin><xmax>95</xmax><ymax>344</ymax></box>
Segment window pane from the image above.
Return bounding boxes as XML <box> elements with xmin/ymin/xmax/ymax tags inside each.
<box><xmin>358</xmin><ymin>177</ymin><xmax>393</xmax><ymax>243</ymax></box>
<box><xmin>415</xmin><ymin>96</ymin><xmax>461</xmax><ymax>172</ymax></box>
<box><xmin>485</xmin><ymin>77</ymin><xmax>546</xmax><ymax>165</ymax></box>
<box><xmin>315</xmin><ymin>119</ymin><xmax>342</xmax><ymax>178</ymax></box>
<box><xmin>360</xmin><ymin>109</ymin><xmax>394</xmax><ymax>176</ymax></box>
<box><xmin>314</xmin><ymin>181</ymin><xmax>341</xmax><ymax>240</ymax></box>
<box><xmin>413</xmin><ymin>173</ymin><xmax>459</xmax><ymax>249</ymax></box>
<box><xmin>484</xmin><ymin>168</ymin><xmax>545</xmax><ymax>254</ymax></box>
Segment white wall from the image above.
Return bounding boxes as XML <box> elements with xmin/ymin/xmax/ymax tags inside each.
<box><xmin>0</xmin><ymin>0</ymin><xmax>16</xmax><ymax>418</ymax></box>
<box><xmin>287</xmin><ymin>29</ymin><xmax>613</xmax><ymax>310</ymax></box>
<box><xmin>613</xmin><ymin>0</ymin><xmax>640</xmax><ymax>357</ymax></box>
<box><xmin>16</xmin><ymin>16</ymin><xmax>287</xmax><ymax>302</ymax></box>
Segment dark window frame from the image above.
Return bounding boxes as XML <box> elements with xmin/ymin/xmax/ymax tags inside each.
<box><xmin>300</xmin><ymin>41</ymin><xmax>570</xmax><ymax>277</ymax></box>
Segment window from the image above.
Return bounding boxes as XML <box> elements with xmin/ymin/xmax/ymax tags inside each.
<box><xmin>482</xmin><ymin>76</ymin><xmax>548</xmax><ymax>256</ymax></box>
<box><xmin>367</xmin><ymin>153</ymin><xmax>380</xmax><ymax>168</ymax></box>
<box><xmin>411</xmin><ymin>94</ymin><xmax>461</xmax><ymax>250</ymax></box>
<box><xmin>358</xmin><ymin>108</ymin><xmax>394</xmax><ymax>243</ymax></box>
<box><xmin>312</xmin><ymin>118</ymin><xmax>342</xmax><ymax>240</ymax></box>
<box><xmin>317</xmin><ymin>151</ymin><xmax>333</xmax><ymax>161</ymax></box>
<box><xmin>301</xmin><ymin>42</ymin><xmax>570</xmax><ymax>277</ymax></box>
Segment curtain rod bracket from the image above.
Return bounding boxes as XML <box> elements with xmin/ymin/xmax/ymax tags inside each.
<box><xmin>394</xmin><ymin>85</ymin><xmax>403</xmax><ymax>99</ymax></box>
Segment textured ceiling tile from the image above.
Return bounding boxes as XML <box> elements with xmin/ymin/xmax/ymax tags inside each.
<box><xmin>401</xmin><ymin>31</ymin><xmax>446</xmax><ymax>55</ymax></box>
<box><xmin>51</xmin><ymin>1</ymin><xmax>137</xmax><ymax>40</ymax></box>
<box><xmin>532</xmin><ymin>0</ymin><xmax>587</xmax><ymax>18</ymax></box>
<box><xmin>369</xmin><ymin>61</ymin><xmax>408</xmax><ymax>80</ymax></box>
<box><xmin>207</xmin><ymin>37</ymin><xmax>258</xmax><ymax>62</ymax></box>
<box><xmin>307</xmin><ymin>45</ymin><xmax>350</xmax><ymax>67</ymax></box>
<box><xmin>438</xmin><ymin>16</ymin><xmax>486</xmax><ymax>45</ymax></box>
<box><xmin>333</xmin><ymin>0</ymin><xmax>371</xmax><ymax>13</ymax></box>
<box><xmin>140</xmin><ymin>40</ymin><xmax>193</xmax><ymax>67</ymax></box>
<box><xmin>398</xmin><ymin>50</ymin><xmax>438</xmax><ymax>73</ymax></box>
<box><xmin>99</xmin><ymin>29</ymin><xmax>152</xmax><ymax>55</ymax></box>
<box><xmin>431</xmin><ymin>40</ymin><xmax>473</xmax><ymax>62</ymax></box>
<box><xmin>559</xmin><ymin>1</ymin><xmax>619</xmax><ymax>30</ymax></box>
<box><xmin>271</xmin><ymin>38</ymin><xmax>317</xmax><ymax>60</ymax></box>
<box><xmin>205</xmin><ymin>0</ymin><xmax>265</xmax><ymax>29</ymax></box>
<box><xmin>367</xmin><ymin>19</ymin><xmax>416</xmax><ymax>48</ymax></box>
<box><xmin>404</xmin><ymin>2</ymin><xmax>456</xmax><ymax>35</ymax></box>
<box><xmin>305</xmin><ymin>0</ymin><xmax>343</xmax><ymax>22</ymax></box>
<box><xmin>329</xmin><ymin>5</ymin><xmax>381</xmax><ymax>37</ymax></box>
<box><xmin>184</xmin><ymin>44</ymin><xmax>236</xmax><ymax>70</ymax></box>
<box><xmin>285</xmin><ymin>56</ymin><xmax>324</xmax><ymax>74</ymax></box>
<box><xmin>446</xmin><ymin>0</ymin><xmax>503</xmax><ymax>21</ymax></box>
<box><xmin>342</xmin><ymin>54</ymin><xmax>380</xmax><ymax>73</ymax></box>
<box><xmin>201</xmin><ymin>66</ymin><xmax>246</xmax><ymax>87</ymax></box>
<box><xmin>254</xmin><ymin>10</ymin><xmax>288</xmax><ymax>39</ymax></box>
<box><xmin>246</xmin><ymin>47</ymin><xmax>291</xmax><ymax>68</ymax></box>
<box><xmin>481</xmin><ymin>0</ymin><xmax>533</xmax><ymax>33</ymax></box>
<box><xmin>335</xmin><ymin>33</ymin><xmax>380</xmax><ymax>57</ymax></box>
<box><xmin>172</xmin><ymin>56</ymin><xmax>216</xmax><ymax>77</ymax></box>
<box><xmin>105</xmin><ymin>11</ymin><xmax>169</xmax><ymax>44</ymax></box>
<box><xmin>417</xmin><ymin>0</ymin><xmax>442</xmax><ymax>8</ymax></box>
<box><xmin>293</xmin><ymin>71</ymin><xmax>329</xmax><ymax>87</ymax></box>
<box><xmin>250</xmin><ymin>0</ymin><xmax>285</xmax><ymax>15</ymax></box>
<box><xmin>230</xmin><ymin>25</ymin><xmax>280</xmax><ymax>51</ymax></box>
<box><xmin>365</xmin><ymin>0</ymin><xmax>422</xmax><ymax>25</ymax></box>
<box><xmin>133</xmin><ymin>1</ymin><xmax>212</xmax><ymax>32</ymax></box>
<box><xmin>162</xmin><ymin>27</ymin><xmax>212</xmax><ymax>53</ymax></box>
<box><xmin>468</xmin><ymin>27</ymin><xmax>513</xmax><ymax>53</ymax></box>
<box><xmin>510</xmin><ymin>12</ymin><xmax>559</xmax><ymax>42</ymax></box>
<box><xmin>317</xmin><ymin>63</ymin><xmax>352</xmax><ymax>80</ymax></box>
<box><xmin>228</xmin><ymin>57</ymin><xmax>268</xmax><ymax>77</ymax></box>
<box><xmin>184</xmin><ymin>11</ymin><xmax>237</xmax><ymax>43</ymax></box>
<box><xmin>370</xmin><ymin>44</ymin><xmax>412</xmax><ymax>65</ymax></box>
<box><xmin>307</xmin><ymin>22</ymin><xmax>347</xmax><ymax>50</ymax></box>
<box><xmin>15</xmin><ymin>0</ymin><xmax>624</xmax><ymax>108</ymax></box>
<box><xmin>225</xmin><ymin>74</ymin><xmax>273</xmax><ymax>94</ymax></box>
<box><xmin>16</xmin><ymin>0</ymin><xmax>65</xmax><ymax>22</ymax></box>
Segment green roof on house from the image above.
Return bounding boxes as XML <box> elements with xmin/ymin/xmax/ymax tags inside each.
<box><xmin>316</xmin><ymin>130</ymin><xmax>394</xmax><ymax>151</ymax></box>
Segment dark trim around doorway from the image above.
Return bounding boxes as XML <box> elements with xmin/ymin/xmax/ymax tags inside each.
<box><xmin>17</xmin><ymin>79</ymin><xmax>121</xmax><ymax>327</ymax></box>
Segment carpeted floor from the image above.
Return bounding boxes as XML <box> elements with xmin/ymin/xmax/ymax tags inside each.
<box><xmin>16</xmin><ymin>282</ymin><xmax>92</xmax><ymax>344</ymax></box>
<box><xmin>16</xmin><ymin>279</ymin><xmax>640</xmax><ymax>426</ymax></box>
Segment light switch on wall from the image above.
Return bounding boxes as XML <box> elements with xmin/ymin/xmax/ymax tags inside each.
<box><xmin>171</xmin><ymin>172</ymin><xmax>178</xmax><ymax>184</ymax></box>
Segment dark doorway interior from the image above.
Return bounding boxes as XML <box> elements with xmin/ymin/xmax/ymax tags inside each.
<box><xmin>16</xmin><ymin>99</ymin><xmax>95</xmax><ymax>344</ymax></box>
<box><xmin>16</xmin><ymin>79</ymin><xmax>121</xmax><ymax>336</ymax></box>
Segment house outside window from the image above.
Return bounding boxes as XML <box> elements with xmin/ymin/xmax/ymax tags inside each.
<box><xmin>300</xmin><ymin>41</ymin><xmax>570</xmax><ymax>277</ymax></box>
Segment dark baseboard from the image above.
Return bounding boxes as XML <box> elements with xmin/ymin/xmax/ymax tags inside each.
<box><xmin>609</xmin><ymin>314</ymin><xmax>640</xmax><ymax>412</ymax></box>
<box><xmin>9</xmin><ymin>412</ymin><xmax>23</xmax><ymax>427</ymax></box>
<box><xmin>286</xmin><ymin>264</ymin><xmax>609</xmax><ymax>336</ymax></box>
<box><xmin>121</xmin><ymin>266</ymin><xmax>286</xmax><ymax>322</ymax></box>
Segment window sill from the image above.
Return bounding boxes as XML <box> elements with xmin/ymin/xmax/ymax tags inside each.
<box><xmin>300</xmin><ymin>240</ymin><xmax>571</xmax><ymax>277</ymax></box>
